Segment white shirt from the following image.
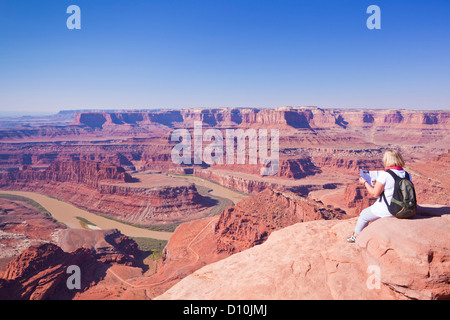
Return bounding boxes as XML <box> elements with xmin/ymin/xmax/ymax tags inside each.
<box><xmin>370</xmin><ymin>169</ymin><xmax>411</xmax><ymax>217</ymax></box>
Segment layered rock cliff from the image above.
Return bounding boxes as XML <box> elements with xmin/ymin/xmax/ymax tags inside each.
<box><xmin>69</xmin><ymin>107</ymin><xmax>450</xmax><ymax>130</ymax></box>
<box><xmin>117</xmin><ymin>188</ymin><xmax>349</xmax><ymax>298</ymax></box>
<box><xmin>215</xmin><ymin>189</ymin><xmax>347</xmax><ymax>254</ymax></box>
<box><xmin>0</xmin><ymin>161</ymin><xmax>210</xmax><ymax>225</ymax></box>
<box><xmin>408</xmin><ymin>151</ymin><xmax>450</xmax><ymax>206</ymax></box>
<box><xmin>2</xmin><ymin>107</ymin><xmax>447</xmax><ymax>146</ymax></box>
<box><xmin>0</xmin><ymin>198</ymin><xmax>65</xmax><ymax>270</ymax></box>
<box><xmin>0</xmin><ymin>226</ymin><xmax>148</xmax><ymax>300</ymax></box>
<box><xmin>0</xmin><ymin>243</ymin><xmax>102</xmax><ymax>300</ymax></box>
<box><xmin>212</xmin><ymin>157</ymin><xmax>322</xmax><ymax>179</ymax></box>
<box><xmin>54</xmin><ymin>229</ymin><xmax>140</xmax><ymax>266</ymax></box>
<box><xmin>1</xmin><ymin>108</ymin><xmax>447</xmax><ymax>201</ymax></box>
<box><xmin>343</xmin><ymin>183</ymin><xmax>379</xmax><ymax>215</ymax></box>
<box><xmin>0</xmin><ymin>160</ymin><xmax>132</xmax><ymax>188</ymax></box>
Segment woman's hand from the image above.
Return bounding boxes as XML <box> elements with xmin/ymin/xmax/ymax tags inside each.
<box><xmin>358</xmin><ymin>177</ymin><xmax>385</xmax><ymax>198</ymax></box>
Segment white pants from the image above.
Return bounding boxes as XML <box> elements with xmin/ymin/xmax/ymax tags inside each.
<box><xmin>354</xmin><ymin>206</ymin><xmax>383</xmax><ymax>234</ymax></box>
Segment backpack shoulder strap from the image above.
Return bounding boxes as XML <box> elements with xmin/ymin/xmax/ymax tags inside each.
<box><xmin>380</xmin><ymin>170</ymin><xmax>399</xmax><ymax>205</ymax></box>
<box><xmin>380</xmin><ymin>191</ymin><xmax>388</xmax><ymax>206</ymax></box>
<box><xmin>385</xmin><ymin>169</ymin><xmax>401</xmax><ymax>181</ymax></box>
<box><xmin>404</xmin><ymin>171</ymin><xmax>411</xmax><ymax>181</ymax></box>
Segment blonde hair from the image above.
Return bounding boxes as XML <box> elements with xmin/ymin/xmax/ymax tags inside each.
<box><xmin>383</xmin><ymin>149</ymin><xmax>405</xmax><ymax>168</ymax></box>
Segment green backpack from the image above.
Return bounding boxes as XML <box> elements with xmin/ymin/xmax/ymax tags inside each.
<box><xmin>381</xmin><ymin>170</ymin><xmax>417</xmax><ymax>219</ymax></box>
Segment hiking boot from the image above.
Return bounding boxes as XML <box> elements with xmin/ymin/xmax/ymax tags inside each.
<box><xmin>346</xmin><ymin>234</ymin><xmax>357</xmax><ymax>243</ymax></box>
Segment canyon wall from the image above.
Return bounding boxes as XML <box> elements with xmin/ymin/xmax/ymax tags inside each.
<box><xmin>1</xmin><ymin>108</ymin><xmax>448</xmax><ymax>190</ymax></box>
<box><xmin>0</xmin><ymin>198</ymin><xmax>65</xmax><ymax>271</ymax></box>
<box><xmin>215</xmin><ymin>189</ymin><xmax>347</xmax><ymax>254</ymax></box>
<box><xmin>68</xmin><ymin>107</ymin><xmax>450</xmax><ymax>130</ymax></box>
<box><xmin>1</xmin><ymin>107</ymin><xmax>448</xmax><ymax>144</ymax></box>
<box><xmin>0</xmin><ymin>161</ymin><xmax>210</xmax><ymax>225</ymax></box>
<box><xmin>211</xmin><ymin>157</ymin><xmax>322</xmax><ymax>179</ymax></box>
<box><xmin>130</xmin><ymin>188</ymin><xmax>350</xmax><ymax>298</ymax></box>
<box><xmin>0</xmin><ymin>243</ymin><xmax>100</xmax><ymax>300</ymax></box>
<box><xmin>343</xmin><ymin>183</ymin><xmax>379</xmax><ymax>215</ymax></box>
<box><xmin>0</xmin><ymin>226</ymin><xmax>144</xmax><ymax>300</ymax></box>
<box><xmin>0</xmin><ymin>160</ymin><xmax>132</xmax><ymax>188</ymax></box>
<box><xmin>192</xmin><ymin>168</ymin><xmax>314</xmax><ymax>195</ymax></box>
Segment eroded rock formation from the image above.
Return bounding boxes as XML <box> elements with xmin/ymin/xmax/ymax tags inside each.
<box><xmin>0</xmin><ymin>227</ymin><xmax>146</xmax><ymax>300</ymax></box>
<box><xmin>0</xmin><ymin>107</ymin><xmax>448</xmax><ymax>300</ymax></box>
<box><xmin>0</xmin><ymin>160</ymin><xmax>132</xmax><ymax>188</ymax></box>
<box><xmin>0</xmin><ymin>243</ymin><xmax>102</xmax><ymax>300</ymax></box>
<box><xmin>67</xmin><ymin>107</ymin><xmax>450</xmax><ymax>130</ymax></box>
<box><xmin>215</xmin><ymin>189</ymin><xmax>347</xmax><ymax>254</ymax></box>
<box><xmin>54</xmin><ymin>229</ymin><xmax>140</xmax><ymax>266</ymax></box>
<box><xmin>0</xmin><ymin>198</ymin><xmax>65</xmax><ymax>271</ymax></box>
<box><xmin>0</xmin><ymin>161</ymin><xmax>210</xmax><ymax>225</ymax></box>
<box><xmin>156</xmin><ymin>205</ymin><xmax>450</xmax><ymax>300</ymax></box>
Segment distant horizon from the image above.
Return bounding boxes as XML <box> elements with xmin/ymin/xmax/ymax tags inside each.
<box><xmin>1</xmin><ymin>1</ymin><xmax>449</xmax><ymax>113</ymax></box>
<box><xmin>1</xmin><ymin>105</ymin><xmax>449</xmax><ymax>119</ymax></box>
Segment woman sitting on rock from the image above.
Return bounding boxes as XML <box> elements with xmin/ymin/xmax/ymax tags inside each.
<box><xmin>347</xmin><ymin>149</ymin><xmax>412</xmax><ymax>243</ymax></box>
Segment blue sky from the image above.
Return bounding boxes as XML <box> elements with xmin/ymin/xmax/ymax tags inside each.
<box><xmin>0</xmin><ymin>0</ymin><xmax>449</xmax><ymax>113</ymax></box>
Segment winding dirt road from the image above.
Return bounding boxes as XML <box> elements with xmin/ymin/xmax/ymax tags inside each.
<box><xmin>104</xmin><ymin>215</ymin><xmax>220</xmax><ymax>299</ymax></box>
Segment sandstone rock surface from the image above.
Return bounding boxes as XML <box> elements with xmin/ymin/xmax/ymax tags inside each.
<box><xmin>0</xmin><ymin>243</ymin><xmax>102</xmax><ymax>300</ymax></box>
<box><xmin>156</xmin><ymin>206</ymin><xmax>450</xmax><ymax>300</ymax></box>
<box><xmin>0</xmin><ymin>198</ymin><xmax>65</xmax><ymax>271</ymax></box>
<box><xmin>0</xmin><ymin>228</ymin><xmax>145</xmax><ymax>300</ymax></box>
<box><xmin>55</xmin><ymin>229</ymin><xmax>140</xmax><ymax>266</ymax></box>
<box><xmin>215</xmin><ymin>189</ymin><xmax>347</xmax><ymax>254</ymax></box>
<box><xmin>357</xmin><ymin>205</ymin><xmax>450</xmax><ymax>299</ymax></box>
